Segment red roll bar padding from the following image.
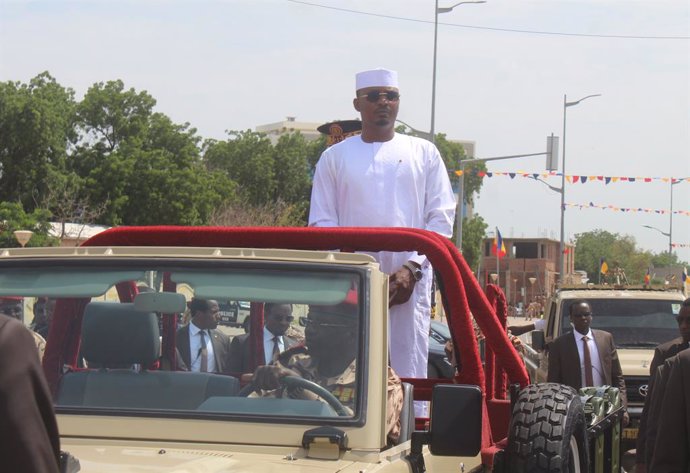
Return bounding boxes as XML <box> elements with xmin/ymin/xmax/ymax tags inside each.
<box><xmin>485</xmin><ymin>284</ymin><xmax>509</xmax><ymax>400</ymax></box>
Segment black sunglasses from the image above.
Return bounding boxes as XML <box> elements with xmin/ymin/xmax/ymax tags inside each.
<box><xmin>358</xmin><ymin>90</ymin><xmax>401</xmax><ymax>103</ymax></box>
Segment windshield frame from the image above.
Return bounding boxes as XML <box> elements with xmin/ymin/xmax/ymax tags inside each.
<box><xmin>0</xmin><ymin>256</ymin><xmax>371</xmax><ymax>429</ymax></box>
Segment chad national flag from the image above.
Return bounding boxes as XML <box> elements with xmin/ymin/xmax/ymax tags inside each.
<box><xmin>491</xmin><ymin>227</ymin><xmax>507</xmax><ymax>259</ymax></box>
<box><xmin>600</xmin><ymin>258</ymin><xmax>608</xmax><ymax>275</ymax></box>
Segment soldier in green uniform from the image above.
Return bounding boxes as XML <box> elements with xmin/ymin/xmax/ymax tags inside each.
<box><xmin>252</xmin><ymin>294</ymin><xmax>403</xmax><ymax>444</ymax></box>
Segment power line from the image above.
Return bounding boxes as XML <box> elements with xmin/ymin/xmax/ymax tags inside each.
<box><xmin>286</xmin><ymin>0</ymin><xmax>690</xmax><ymax>40</ymax></box>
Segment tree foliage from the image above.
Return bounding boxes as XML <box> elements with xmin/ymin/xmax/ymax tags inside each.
<box><xmin>1</xmin><ymin>72</ymin><xmax>498</xmax><ymax>246</ymax></box>
<box><xmin>0</xmin><ymin>72</ymin><xmax>76</xmax><ymax>209</ymax></box>
<box><xmin>460</xmin><ymin>215</ymin><xmax>488</xmax><ymax>271</ymax></box>
<box><xmin>0</xmin><ymin>202</ymin><xmax>57</xmax><ymax>248</ymax></box>
<box><xmin>573</xmin><ymin>230</ymin><xmax>687</xmax><ymax>284</ymax></box>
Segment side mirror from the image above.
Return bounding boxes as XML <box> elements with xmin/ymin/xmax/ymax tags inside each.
<box><xmin>407</xmin><ymin>384</ymin><xmax>482</xmax><ymax>472</ymax></box>
<box><xmin>299</xmin><ymin>316</ymin><xmax>307</xmax><ymax>327</ymax></box>
<box><xmin>531</xmin><ymin>330</ymin><xmax>546</xmax><ymax>351</ymax></box>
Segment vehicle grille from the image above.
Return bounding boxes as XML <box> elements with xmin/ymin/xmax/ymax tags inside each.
<box><xmin>625</xmin><ymin>376</ymin><xmax>650</xmax><ymax>406</ymax></box>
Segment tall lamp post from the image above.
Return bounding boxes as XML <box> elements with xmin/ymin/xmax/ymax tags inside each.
<box><xmin>559</xmin><ymin>94</ymin><xmax>601</xmax><ymax>285</ymax></box>
<box><xmin>642</xmin><ymin>225</ymin><xmax>671</xmax><ymax>254</ymax></box>
<box><xmin>642</xmin><ymin>177</ymin><xmax>687</xmax><ymax>254</ymax></box>
<box><xmin>431</xmin><ymin>0</ymin><xmax>486</xmax><ymax>144</ymax></box>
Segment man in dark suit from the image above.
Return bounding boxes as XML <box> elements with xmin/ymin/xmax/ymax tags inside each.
<box><xmin>547</xmin><ymin>299</ymin><xmax>628</xmax><ymax>421</ymax></box>
<box><xmin>636</xmin><ymin>297</ymin><xmax>690</xmax><ymax>472</ymax></box>
<box><xmin>176</xmin><ymin>298</ymin><xmax>232</xmax><ymax>374</ymax></box>
<box><xmin>0</xmin><ymin>314</ymin><xmax>60</xmax><ymax>472</ymax></box>
<box><xmin>229</xmin><ymin>303</ymin><xmax>300</xmax><ymax>374</ymax></box>
<box><xmin>649</xmin><ymin>347</ymin><xmax>690</xmax><ymax>472</ymax></box>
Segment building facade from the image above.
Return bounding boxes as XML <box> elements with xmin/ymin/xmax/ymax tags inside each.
<box><xmin>480</xmin><ymin>237</ymin><xmax>575</xmax><ymax>305</ymax></box>
<box><xmin>255</xmin><ymin>117</ymin><xmax>323</xmax><ymax>144</ymax></box>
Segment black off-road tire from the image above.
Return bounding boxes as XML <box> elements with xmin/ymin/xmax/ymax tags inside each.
<box><xmin>506</xmin><ymin>383</ymin><xmax>589</xmax><ymax>473</ymax></box>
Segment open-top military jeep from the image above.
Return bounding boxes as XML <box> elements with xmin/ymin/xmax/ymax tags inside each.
<box><xmin>0</xmin><ymin>226</ymin><xmax>623</xmax><ymax>472</ymax></box>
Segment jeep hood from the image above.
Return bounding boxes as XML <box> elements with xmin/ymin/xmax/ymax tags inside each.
<box><xmin>61</xmin><ymin>443</ymin><xmax>358</xmax><ymax>472</ymax></box>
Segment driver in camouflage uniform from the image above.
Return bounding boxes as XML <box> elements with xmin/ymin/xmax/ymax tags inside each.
<box><xmin>252</xmin><ymin>292</ymin><xmax>403</xmax><ymax>444</ymax></box>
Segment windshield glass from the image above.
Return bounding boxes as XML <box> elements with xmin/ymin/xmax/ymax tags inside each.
<box><xmin>558</xmin><ymin>297</ymin><xmax>683</xmax><ymax>348</ymax></box>
<box><xmin>0</xmin><ymin>260</ymin><xmax>363</xmax><ymax>423</ymax></box>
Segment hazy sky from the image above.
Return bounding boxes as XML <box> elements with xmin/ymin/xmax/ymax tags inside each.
<box><xmin>1</xmin><ymin>0</ymin><xmax>688</xmax><ymax>263</ymax></box>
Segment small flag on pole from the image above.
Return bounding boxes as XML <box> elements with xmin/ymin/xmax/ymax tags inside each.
<box><xmin>491</xmin><ymin>227</ymin><xmax>507</xmax><ymax>259</ymax></box>
<box><xmin>600</xmin><ymin>258</ymin><xmax>608</xmax><ymax>275</ymax></box>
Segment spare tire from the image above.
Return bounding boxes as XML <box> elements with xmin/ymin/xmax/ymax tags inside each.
<box><xmin>506</xmin><ymin>383</ymin><xmax>589</xmax><ymax>473</ymax></box>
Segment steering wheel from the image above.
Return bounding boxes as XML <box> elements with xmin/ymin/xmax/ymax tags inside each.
<box><xmin>238</xmin><ymin>375</ymin><xmax>349</xmax><ymax>416</ymax></box>
<box><xmin>280</xmin><ymin>376</ymin><xmax>349</xmax><ymax>416</ymax></box>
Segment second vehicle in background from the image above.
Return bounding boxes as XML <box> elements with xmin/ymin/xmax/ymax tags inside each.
<box><xmin>218</xmin><ymin>300</ymin><xmax>251</xmax><ymax>331</ymax></box>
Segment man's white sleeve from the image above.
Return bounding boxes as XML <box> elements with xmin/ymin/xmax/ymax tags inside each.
<box><xmin>423</xmin><ymin>146</ymin><xmax>456</xmax><ymax>238</ymax></box>
<box><xmin>308</xmin><ymin>152</ymin><xmax>340</xmax><ymax>228</ymax></box>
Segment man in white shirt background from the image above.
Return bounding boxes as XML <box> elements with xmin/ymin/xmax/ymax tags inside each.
<box><xmin>176</xmin><ymin>298</ymin><xmax>232</xmax><ymax>374</ymax></box>
<box><xmin>309</xmin><ymin>68</ymin><xmax>456</xmax><ymax>415</ymax></box>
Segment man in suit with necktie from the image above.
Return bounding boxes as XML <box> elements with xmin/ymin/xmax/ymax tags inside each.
<box><xmin>547</xmin><ymin>299</ymin><xmax>628</xmax><ymax>423</ymax></box>
<box><xmin>229</xmin><ymin>303</ymin><xmax>301</xmax><ymax>375</ymax></box>
<box><xmin>176</xmin><ymin>298</ymin><xmax>232</xmax><ymax>374</ymax></box>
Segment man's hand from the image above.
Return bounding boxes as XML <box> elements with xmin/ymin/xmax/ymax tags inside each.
<box><xmin>252</xmin><ymin>364</ymin><xmax>300</xmax><ymax>391</ymax></box>
<box><xmin>388</xmin><ymin>262</ymin><xmax>419</xmax><ymax>307</ymax></box>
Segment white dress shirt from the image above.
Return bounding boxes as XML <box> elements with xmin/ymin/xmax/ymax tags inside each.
<box><xmin>309</xmin><ymin>134</ymin><xmax>455</xmax><ymax>381</ymax></box>
<box><xmin>263</xmin><ymin>327</ymin><xmax>284</xmax><ymax>365</ymax></box>
<box><xmin>572</xmin><ymin>328</ymin><xmax>604</xmax><ymax>387</ymax></box>
<box><xmin>188</xmin><ymin>321</ymin><xmax>216</xmax><ymax>373</ymax></box>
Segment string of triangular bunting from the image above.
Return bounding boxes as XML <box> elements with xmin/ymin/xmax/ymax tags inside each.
<box><xmin>453</xmin><ymin>170</ymin><xmax>690</xmax><ymax>185</ymax></box>
<box><xmin>565</xmin><ymin>202</ymin><xmax>690</xmax><ymax>217</ymax></box>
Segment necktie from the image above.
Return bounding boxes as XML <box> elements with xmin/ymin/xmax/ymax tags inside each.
<box><xmin>272</xmin><ymin>336</ymin><xmax>281</xmax><ymax>362</ymax></box>
<box><xmin>582</xmin><ymin>335</ymin><xmax>594</xmax><ymax>386</ymax></box>
<box><xmin>199</xmin><ymin>331</ymin><xmax>208</xmax><ymax>373</ymax></box>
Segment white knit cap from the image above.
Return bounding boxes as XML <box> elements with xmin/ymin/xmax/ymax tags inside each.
<box><xmin>355</xmin><ymin>68</ymin><xmax>399</xmax><ymax>91</ymax></box>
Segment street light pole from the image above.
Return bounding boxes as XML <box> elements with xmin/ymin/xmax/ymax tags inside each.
<box><xmin>559</xmin><ymin>93</ymin><xmax>601</xmax><ymax>286</ymax></box>
<box><xmin>668</xmin><ymin>177</ymin><xmax>688</xmax><ymax>254</ymax></box>
<box><xmin>430</xmin><ymin>0</ymin><xmax>486</xmax><ymax>144</ymax></box>
<box><xmin>669</xmin><ymin>179</ymin><xmax>674</xmax><ymax>254</ymax></box>
<box><xmin>431</xmin><ymin>0</ymin><xmax>440</xmax><ymax>144</ymax></box>
<box><xmin>456</xmin><ymin>151</ymin><xmax>548</xmax><ymax>250</ymax></box>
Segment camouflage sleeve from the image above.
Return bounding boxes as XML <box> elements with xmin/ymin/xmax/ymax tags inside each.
<box><xmin>386</xmin><ymin>366</ymin><xmax>403</xmax><ymax>444</ymax></box>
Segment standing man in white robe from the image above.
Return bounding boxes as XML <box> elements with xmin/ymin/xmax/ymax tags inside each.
<box><xmin>308</xmin><ymin>68</ymin><xmax>456</xmax><ymax>414</ymax></box>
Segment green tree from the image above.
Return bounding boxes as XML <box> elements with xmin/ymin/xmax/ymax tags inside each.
<box><xmin>272</xmin><ymin>133</ymin><xmax>312</xmax><ymax>204</ymax></box>
<box><xmin>433</xmin><ymin>133</ymin><xmax>486</xmax><ymax>205</ymax></box>
<box><xmin>0</xmin><ymin>202</ymin><xmax>57</xmax><ymax>248</ymax></box>
<box><xmin>70</xmin><ymin>80</ymin><xmax>158</xmax><ymax>224</ymax></box>
<box><xmin>0</xmin><ymin>72</ymin><xmax>77</xmax><ymax>209</ymax></box>
<box><xmin>76</xmin><ymin>80</ymin><xmax>156</xmax><ymax>153</ymax></box>
<box><xmin>650</xmin><ymin>251</ymin><xmax>682</xmax><ymax>268</ymax></box>
<box><xmin>571</xmin><ymin>230</ymin><xmax>679</xmax><ymax>284</ymax></box>
<box><xmin>460</xmin><ymin>215</ymin><xmax>488</xmax><ymax>271</ymax></box>
<box><xmin>203</xmin><ymin>131</ymin><xmax>275</xmax><ymax>206</ymax></box>
<box><xmin>71</xmin><ymin>81</ymin><xmax>230</xmax><ymax>226</ymax></box>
